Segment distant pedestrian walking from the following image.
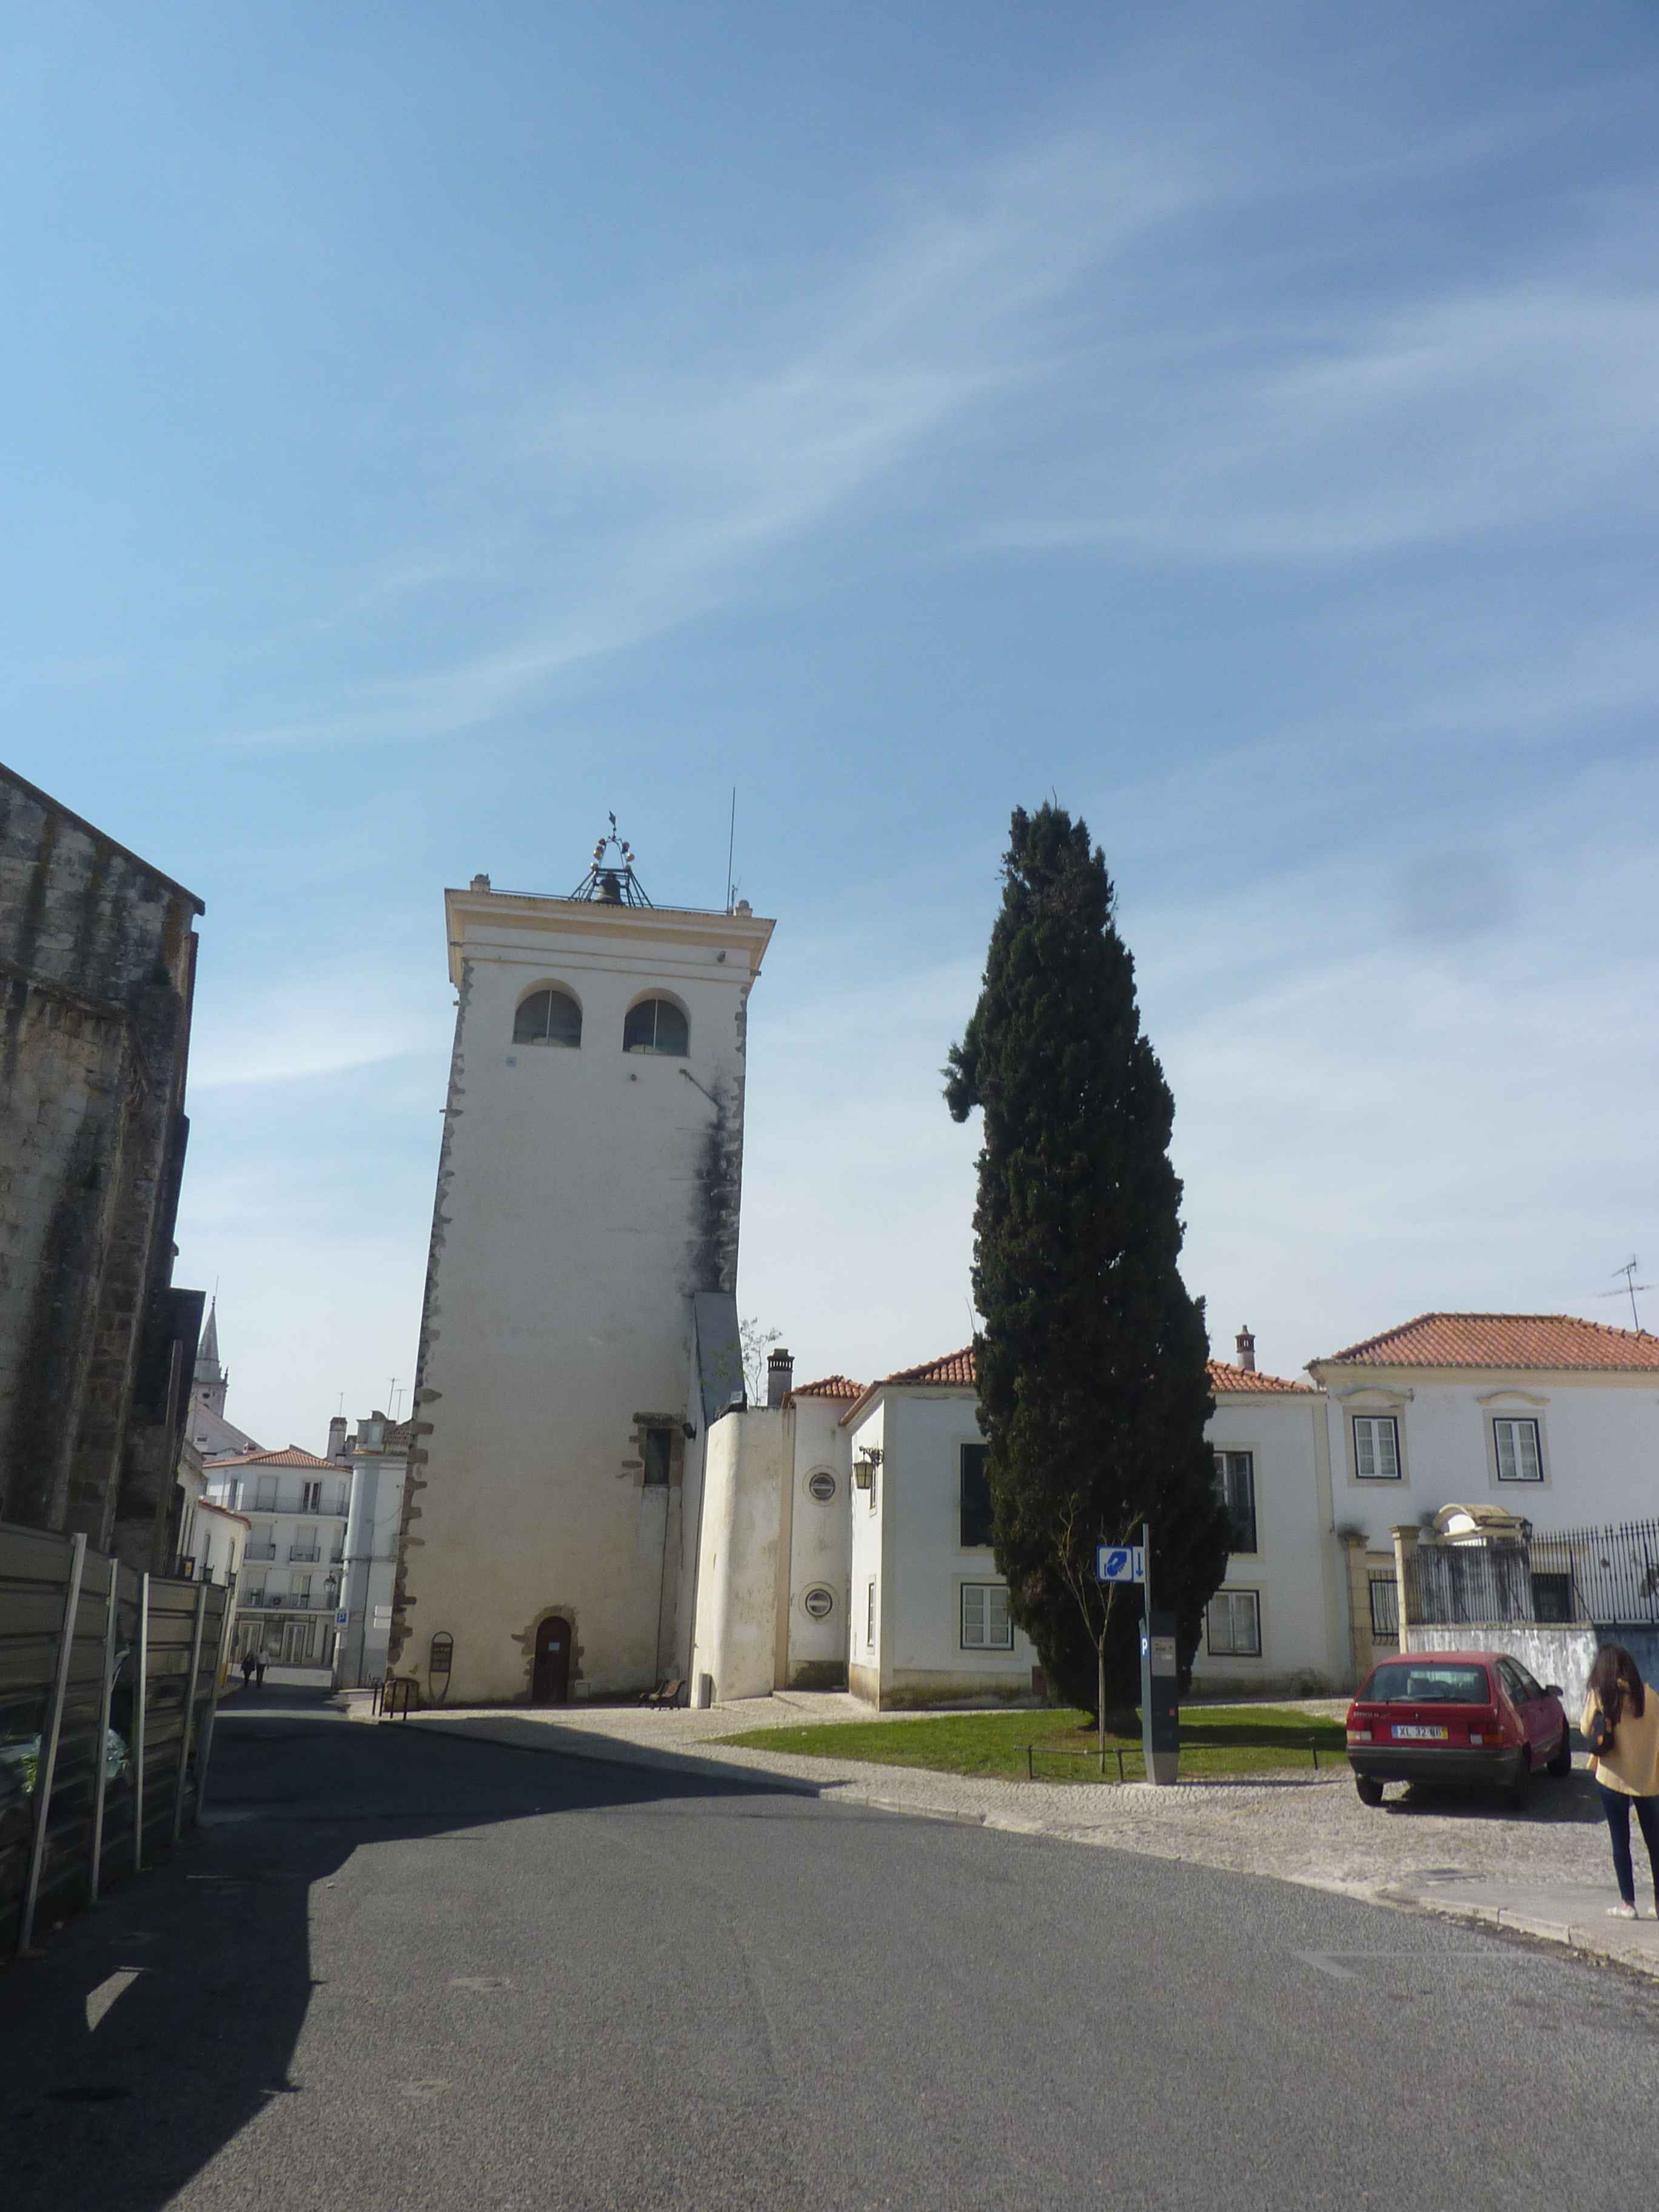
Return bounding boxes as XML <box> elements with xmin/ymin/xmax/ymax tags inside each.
<box><xmin>1582</xmin><ymin>1645</ymin><xmax>1659</xmax><ymax>1920</ymax></box>
<box><xmin>254</xmin><ymin>1652</ymin><xmax>267</xmax><ymax>1687</ymax></box>
<box><xmin>240</xmin><ymin>1649</ymin><xmax>256</xmax><ymax>1687</ymax></box>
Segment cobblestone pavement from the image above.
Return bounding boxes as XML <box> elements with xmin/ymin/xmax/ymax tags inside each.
<box><xmin>390</xmin><ymin>1690</ymin><xmax>1659</xmax><ymax>1982</ymax></box>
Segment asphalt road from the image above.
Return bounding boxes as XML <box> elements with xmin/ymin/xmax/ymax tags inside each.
<box><xmin>4</xmin><ymin>1685</ymin><xmax>1658</xmax><ymax>2211</ymax></box>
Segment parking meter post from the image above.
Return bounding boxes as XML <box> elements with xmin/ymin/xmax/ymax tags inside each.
<box><xmin>1139</xmin><ymin>1523</ymin><xmax>1179</xmax><ymax>1784</ymax></box>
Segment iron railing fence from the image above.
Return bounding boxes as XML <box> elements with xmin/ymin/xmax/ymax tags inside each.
<box><xmin>1404</xmin><ymin>1518</ymin><xmax>1659</xmax><ymax>1629</ymax></box>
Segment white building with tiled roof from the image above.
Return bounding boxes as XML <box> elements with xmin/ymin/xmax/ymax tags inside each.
<box><xmin>831</xmin><ymin>1330</ymin><xmax>1345</xmax><ymax>1708</ymax></box>
<box><xmin>1308</xmin><ymin>1312</ymin><xmax>1659</xmax><ymax>1683</ymax></box>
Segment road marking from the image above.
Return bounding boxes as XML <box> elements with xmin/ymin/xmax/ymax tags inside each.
<box><xmin>86</xmin><ymin>1969</ymin><xmax>146</xmax><ymax>2029</ymax></box>
<box><xmin>449</xmin><ymin>1974</ymin><xmax>512</xmax><ymax>1991</ymax></box>
<box><xmin>1296</xmin><ymin>1951</ymin><xmax>1361</xmax><ymax>1981</ymax></box>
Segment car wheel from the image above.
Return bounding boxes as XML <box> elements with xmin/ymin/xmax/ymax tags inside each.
<box><xmin>1355</xmin><ymin>1775</ymin><xmax>1385</xmax><ymax>1808</ymax></box>
<box><xmin>1547</xmin><ymin>1726</ymin><xmax>1572</xmax><ymax>1778</ymax></box>
<box><xmin>1507</xmin><ymin>1754</ymin><xmax>1532</xmax><ymax>1810</ymax></box>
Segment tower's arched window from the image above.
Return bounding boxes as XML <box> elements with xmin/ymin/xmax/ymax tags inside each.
<box><xmin>623</xmin><ymin>996</ymin><xmax>689</xmax><ymax>1056</ymax></box>
<box><xmin>514</xmin><ymin>987</ymin><xmax>582</xmax><ymax>1047</ymax></box>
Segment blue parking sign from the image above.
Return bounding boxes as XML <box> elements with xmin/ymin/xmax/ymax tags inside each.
<box><xmin>1096</xmin><ymin>1544</ymin><xmax>1145</xmax><ymax>1584</ymax></box>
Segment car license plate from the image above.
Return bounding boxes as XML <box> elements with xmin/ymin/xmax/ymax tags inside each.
<box><xmin>1392</xmin><ymin>1723</ymin><xmax>1448</xmax><ymax>1741</ymax></box>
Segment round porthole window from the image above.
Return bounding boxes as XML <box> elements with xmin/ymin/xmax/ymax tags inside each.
<box><xmin>802</xmin><ymin>1586</ymin><xmax>835</xmax><ymax>1620</ymax></box>
<box><xmin>806</xmin><ymin>1470</ymin><xmax>837</xmax><ymax>1504</ymax></box>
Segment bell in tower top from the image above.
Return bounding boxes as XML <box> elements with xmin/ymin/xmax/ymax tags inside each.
<box><xmin>569</xmin><ymin>813</ymin><xmax>653</xmax><ymax>907</ymax></box>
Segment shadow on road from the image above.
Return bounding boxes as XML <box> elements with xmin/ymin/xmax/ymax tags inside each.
<box><xmin>0</xmin><ymin>1685</ymin><xmax>822</xmax><ymax>2212</ymax></box>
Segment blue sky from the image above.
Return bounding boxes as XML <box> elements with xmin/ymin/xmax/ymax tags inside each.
<box><xmin>6</xmin><ymin>2</ymin><xmax>1658</xmax><ymax>1448</ymax></box>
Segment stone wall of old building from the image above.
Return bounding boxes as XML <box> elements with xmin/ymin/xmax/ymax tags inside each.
<box><xmin>0</xmin><ymin>763</ymin><xmax>205</xmax><ymax>1566</ymax></box>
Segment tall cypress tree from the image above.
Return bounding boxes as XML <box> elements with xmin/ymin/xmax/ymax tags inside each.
<box><xmin>945</xmin><ymin>804</ymin><xmax>1231</xmax><ymax>1732</ymax></box>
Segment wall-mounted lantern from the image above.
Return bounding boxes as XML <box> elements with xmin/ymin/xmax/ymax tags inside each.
<box><xmin>853</xmin><ymin>1446</ymin><xmax>883</xmax><ymax>1491</ymax></box>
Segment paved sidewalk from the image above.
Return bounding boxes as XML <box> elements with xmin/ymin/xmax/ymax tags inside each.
<box><xmin>389</xmin><ymin>1691</ymin><xmax>1659</xmax><ymax>1983</ymax></box>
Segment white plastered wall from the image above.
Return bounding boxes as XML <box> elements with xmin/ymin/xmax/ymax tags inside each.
<box><xmin>784</xmin><ymin>1395</ymin><xmax>853</xmax><ymax>1687</ymax></box>
<box><xmin>848</xmin><ymin>1389</ymin><xmax>1038</xmax><ymax>1709</ymax></box>
<box><xmin>1191</xmin><ymin>1392</ymin><xmax>1347</xmax><ymax>1697</ymax></box>
<box><xmin>1313</xmin><ymin>1367</ymin><xmax>1659</xmax><ymax>1544</ymax></box>
<box><xmin>846</xmin><ymin>1401</ymin><xmax>886</xmax><ymax>1704</ymax></box>
<box><xmin>686</xmin><ymin>1407</ymin><xmax>787</xmax><ymax>1704</ymax></box>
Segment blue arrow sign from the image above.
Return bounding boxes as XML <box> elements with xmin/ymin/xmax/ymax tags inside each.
<box><xmin>1096</xmin><ymin>1544</ymin><xmax>1145</xmax><ymax>1584</ymax></box>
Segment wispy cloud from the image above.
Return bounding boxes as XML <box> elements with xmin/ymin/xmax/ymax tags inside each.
<box><xmin>229</xmin><ymin>129</ymin><xmax>1222</xmax><ymax>749</ymax></box>
<box><xmin>992</xmin><ymin>285</ymin><xmax>1659</xmax><ymax>563</ymax></box>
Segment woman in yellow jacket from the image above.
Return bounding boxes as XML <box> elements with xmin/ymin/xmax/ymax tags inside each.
<box><xmin>1581</xmin><ymin>1645</ymin><xmax>1659</xmax><ymax>1919</ymax></box>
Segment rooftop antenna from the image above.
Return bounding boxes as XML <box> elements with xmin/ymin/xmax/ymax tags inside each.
<box><xmin>336</xmin><ymin>1392</ymin><xmax>344</xmax><ymax>1416</ymax></box>
<box><xmin>725</xmin><ymin>786</ymin><xmax>737</xmax><ymax>912</ymax></box>
<box><xmin>1595</xmin><ymin>1258</ymin><xmax>1654</xmax><ymax>1332</ymax></box>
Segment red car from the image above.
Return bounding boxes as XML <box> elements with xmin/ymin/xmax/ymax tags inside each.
<box><xmin>1346</xmin><ymin>1650</ymin><xmax>1572</xmax><ymax>1808</ymax></box>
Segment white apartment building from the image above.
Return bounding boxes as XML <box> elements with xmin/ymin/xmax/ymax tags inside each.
<box><xmin>207</xmin><ymin>1446</ymin><xmax>352</xmax><ymax>1665</ymax></box>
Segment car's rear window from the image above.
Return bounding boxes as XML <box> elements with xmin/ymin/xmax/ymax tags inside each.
<box><xmin>1365</xmin><ymin>1662</ymin><xmax>1490</xmax><ymax>1704</ymax></box>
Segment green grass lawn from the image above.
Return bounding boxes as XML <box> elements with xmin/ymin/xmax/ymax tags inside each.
<box><xmin>716</xmin><ymin>1704</ymin><xmax>1346</xmax><ymax>1783</ymax></box>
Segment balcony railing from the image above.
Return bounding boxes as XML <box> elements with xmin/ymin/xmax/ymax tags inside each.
<box><xmin>290</xmin><ymin>1545</ymin><xmax>321</xmax><ymax>1563</ymax></box>
<box><xmin>246</xmin><ymin>1541</ymin><xmax>277</xmax><ymax>1561</ymax></box>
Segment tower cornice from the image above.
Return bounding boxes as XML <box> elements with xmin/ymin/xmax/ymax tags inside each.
<box><xmin>443</xmin><ymin>885</ymin><xmax>775</xmax><ymax>989</ymax></box>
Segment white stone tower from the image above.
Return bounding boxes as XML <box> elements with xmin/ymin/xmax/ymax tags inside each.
<box><xmin>389</xmin><ymin>837</ymin><xmax>774</xmax><ymax>1705</ymax></box>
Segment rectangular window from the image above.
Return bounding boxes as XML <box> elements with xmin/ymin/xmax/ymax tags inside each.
<box><xmin>255</xmin><ymin>1474</ymin><xmax>278</xmax><ymax>1511</ymax></box>
<box><xmin>960</xmin><ymin>1583</ymin><xmax>1014</xmax><ymax>1651</ymax></box>
<box><xmin>1352</xmin><ymin>1416</ymin><xmax>1401</xmax><ymax>1481</ymax></box>
<box><xmin>1214</xmin><ymin>1451</ymin><xmax>1257</xmax><ymax>1553</ymax></box>
<box><xmin>301</xmin><ymin>1480</ymin><xmax>322</xmax><ymax>1512</ymax></box>
<box><xmin>1205</xmin><ymin>1589</ymin><xmax>1262</xmax><ymax>1658</ymax></box>
<box><xmin>866</xmin><ymin>1580</ymin><xmax>877</xmax><ymax>1651</ymax></box>
<box><xmin>1369</xmin><ymin>1575</ymin><xmax>1399</xmax><ymax>1640</ymax></box>
<box><xmin>221</xmin><ymin>1478</ymin><xmax>240</xmax><ymax>1511</ymax></box>
<box><xmin>959</xmin><ymin>1444</ymin><xmax>993</xmax><ymax>1549</ymax></box>
<box><xmin>292</xmin><ymin>1575</ymin><xmax>311</xmax><ymax>1607</ymax></box>
<box><xmin>643</xmin><ymin>1426</ymin><xmax>674</xmax><ymax>1487</ymax></box>
<box><xmin>335</xmin><ymin>1482</ymin><xmax>350</xmax><ymax>1516</ymax></box>
<box><xmin>1493</xmin><ymin>1417</ymin><xmax>1543</xmax><ymax>1483</ymax></box>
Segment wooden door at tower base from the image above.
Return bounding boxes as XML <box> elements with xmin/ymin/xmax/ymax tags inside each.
<box><xmin>532</xmin><ymin>1614</ymin><xmax>572</xmax><ymax>1704</ymax></box>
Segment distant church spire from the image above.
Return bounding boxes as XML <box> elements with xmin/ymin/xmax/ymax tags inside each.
<box><xmin>193</xmin><ymin>1300</ymin><xmax>227</xmax><ymax>1415</ymax></box>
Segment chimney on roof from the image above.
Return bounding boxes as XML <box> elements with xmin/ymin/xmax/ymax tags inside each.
<box><xmin>766</xmin><ymin>1347</ymin><xmax>794</xmax><ymax>1409</ymax></box>
<box><xmin>470</xmin><ymin>873</ymin><xmax>491</xmax><ymax>891</ymax></box>
<box><xmin>327</xmin><ymin>1415</ymin><xmax>349</xmax><ymax>1461</ymax></box>
<box><xmin>1235</xmin><ymin>1326</ymin><xmax>1256</xmax><ymax>1373</ymax></box>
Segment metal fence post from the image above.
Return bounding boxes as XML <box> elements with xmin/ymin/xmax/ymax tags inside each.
<box><xmin>192</xmin><ymin>1579</ymin><xmax>235</xmax><ymax>1824</ymax></box>
<box><xmin>133</xmin><ymin>1573</ymin><xmax>150</xmax><ymax>1872</ymax></box>
<box><xmin>19</xmin><ymin>1532</ymin><xmax>87</xmax><ymax>1955</ymax></box>
<box><xmin>172</xmin><ymin>1581</ymin><xmax>210</xmax><ymax>1843</ymax></box>
<box><xmin>89</xmin><ymin>1555</ymin><xmax>119</xmax><ymax>1906</ymax></box>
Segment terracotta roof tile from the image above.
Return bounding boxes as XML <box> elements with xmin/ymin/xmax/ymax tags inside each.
<box><xmin>1321</xmin><ymin>1312</ymin><xmax>1659</xmax><ymax>1372</ymax></box>
<box><xmin>882</xmin><ymin>1347</ymin><xmax>977</xmax><ymax>1389</ymax></box>
<box><xmin>787</xmin><ymin>1375</ymin><xmax>863</xmax><ymax>1403</ymax></box>
<box><xmin>204</xmin><ymin>1444</ymin><xmax>344</xmax><ymax>1470</ymax></box>
<box><xmin>1207</xmin><ymin>1359</ymin><xmax>1316</xmax><ymax>1395</ymax></box>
